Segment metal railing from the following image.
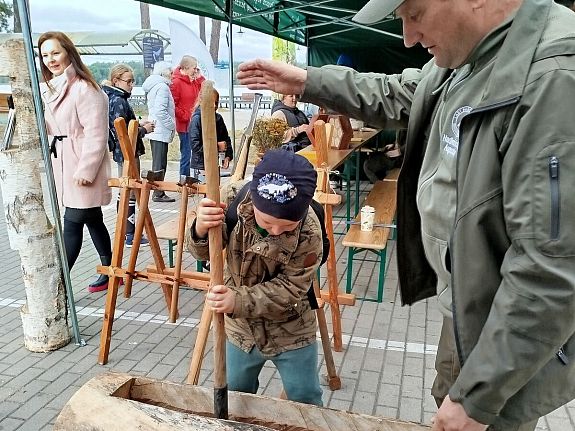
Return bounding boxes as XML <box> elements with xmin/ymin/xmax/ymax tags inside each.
<box><xmin>128</xmin><ymin>95</ymin><xmax>273</xmax><ymax>110</ymax></box>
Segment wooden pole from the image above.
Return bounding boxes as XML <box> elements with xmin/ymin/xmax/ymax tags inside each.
<box><xmin>187</xmin><ymin>300</ymin><xmax>213</xmax><ymax>384</ymax></box>
<box><xmin>313</xmin><ymin>276</ymin><xmax>341</xmax><ymax>390</ymax></box>
<box><xmin>169</xmin><ymin>184</ymin><xmax>189</xmax><ymax>322</ymax></box>
<box><xmin>200</xmin><ymin>81</ymin><xmax>228</xmax><ymax>419</ymax></box>
<box><xmin>124</xmin><ymin>180</ymin><xmax>151</xmax><ymax>297</ymax></box>
<box><xmin>314</xmin><ymin>121</ymin><xmax>343</xmax><ymax>352</ymax></box>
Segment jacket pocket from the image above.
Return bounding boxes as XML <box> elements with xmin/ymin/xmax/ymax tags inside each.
<box><xmin>548</xmin><ymin>156</ymin><xmax>560</xmax><ymax>240</ymax></box>
<box><xmin>532</xmin><ymin>143</ymin><xmax>575</xmax><ymax>256</ymax></box>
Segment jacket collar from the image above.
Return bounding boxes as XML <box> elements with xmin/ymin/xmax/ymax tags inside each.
<box><xmin>42</xmin><ymin>64</ymin><xmax>77</xmax><ymax>104</ymax></box>
<box><xmin>272</xmin><ymin>99</ymin><xmax>301</xmax><ymax>115</ymax></box>
<box><xmin>172</xmin><ymin>66</ymin><xmax>191</xmax><ymax>84</ymax></box>
<box><xmin>103</xmin><ymin>84</ymin><xmax>130</xmax><ymax>100</ymax></box>
<box><xmin>476</xmin><ymin>0</ymin><xmax>552</xmax><ymax>109</ymax></box>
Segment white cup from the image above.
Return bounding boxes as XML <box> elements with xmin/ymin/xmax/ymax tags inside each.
<box><xmin>361</xmin><ymin>205</ymin><xmax>375</xmax><ymax>232</ymax></box>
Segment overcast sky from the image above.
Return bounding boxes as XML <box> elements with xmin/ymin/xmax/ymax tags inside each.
<box><xmin>23</xmin><ymin>0</ymin><xmax>306</xmax><ymax>63</ymax></box>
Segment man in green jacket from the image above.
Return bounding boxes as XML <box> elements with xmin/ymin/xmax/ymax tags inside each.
<box><xmin>238</xmin><ymin>0</ymin><xmax>575</xmax><ymax>430</ymax></box>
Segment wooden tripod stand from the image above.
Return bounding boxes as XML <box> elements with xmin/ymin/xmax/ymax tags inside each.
<box><xmin>97</xmin><ymin>118</ymin><xmax>210</xmax><ymax>365</ymax></box>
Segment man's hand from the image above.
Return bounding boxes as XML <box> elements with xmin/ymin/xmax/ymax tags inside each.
<box><xmin>431</xmin><ymin>396</ymin><xmax>488</xmax><ymax>431</ymax></box>
<box><xmin>217</xmin><ymin>141</ymin><xmax>227</xmax><ymax>152</ymax></box>
<box><xmin>194</xmin><ymin>198</ymin><xmax>226</xmax><ymax>239</ymax></box>
<box><xmin>237</xmin><ymin>59</ymin><xmax>307</xmax><ymax>95</ymax></box>
<box><xmin>222</xmin><ymin>157</ymin><xmax>231</xmax><ymax>169</ymax></box>
<box><xmin>207</xmin><ymin>284</ymin><xmax>236</xmax><ymax>313</ymax></box>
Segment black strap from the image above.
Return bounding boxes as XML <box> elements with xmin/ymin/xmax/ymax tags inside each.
<box><xmin>50</xmin><ymin>135</ymin><xmax>67</xmax><ymax>159</ymax></box>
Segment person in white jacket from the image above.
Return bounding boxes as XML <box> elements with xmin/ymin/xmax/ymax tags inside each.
<box><xmin>142</xmin><ymin>61</ymin><xmax>176</xmax><ymax>202</ymax></box>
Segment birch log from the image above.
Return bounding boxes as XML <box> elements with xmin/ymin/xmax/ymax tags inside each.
<box><xmin>0</xmin><ymin>38</ymin><xmax>71</xmax><ymax>351</ymax></box>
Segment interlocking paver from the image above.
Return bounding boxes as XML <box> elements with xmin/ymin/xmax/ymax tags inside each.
<box><xmin>0</xmin><ymin>161</ymin><xmax>573</xmax><ymax>430</ymax></box>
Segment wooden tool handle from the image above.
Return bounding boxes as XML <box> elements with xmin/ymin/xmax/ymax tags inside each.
<box><xmin>200</xmin><ymin>81</ymin><xmax>228</xmax><ymax>420</ymax></box>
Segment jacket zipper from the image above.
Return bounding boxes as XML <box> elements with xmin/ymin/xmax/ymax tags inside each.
<box><xmin>451</xmin><ymin>96</ymin><xmax>520</xmax><ymax>366</ymax></box>
<box><xmin>557</xmin><ymin>346</ymin><xmax>569</xmax><ymax>365</ymax></box>
<box><xmin>549</xmin><ymin>156</ymin><xmax>560</xmax><ymax>240</ymax></box>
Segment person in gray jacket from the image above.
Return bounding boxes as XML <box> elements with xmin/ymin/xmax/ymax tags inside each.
<box><xmin>238</xmin><ymin>0</ymin><xmax>575</xmax><ymax>430</ymax></box>
<box><xmin>142</xmin><ymin>61</ymin><xmax>176</xmax><ymax>202</ymax></box>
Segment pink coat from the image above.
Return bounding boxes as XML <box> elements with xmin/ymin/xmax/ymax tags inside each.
<box><xmin>41</xmin><ymin>66</ymin><xmax>112</xmax><ymax>208</ymax></box>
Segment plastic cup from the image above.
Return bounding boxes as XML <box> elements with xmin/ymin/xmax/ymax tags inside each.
<box><xmin>361</xmin><ymin>205</ymin><xmax>375</xmax><ymax>232</ymax></box>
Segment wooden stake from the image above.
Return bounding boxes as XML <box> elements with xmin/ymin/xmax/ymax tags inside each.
<box><xmin>313</xmin><ymin>276</ymin><xmax>341</xmax><ymax>390</ymax></box>
<box><xmin>314</xmin><ymin>120</ymin><xmax>343</xmax><ymax>352</ymax></box>
<box><xmin>187</xmin><ymin>299</ymin><xmax>213</xmax><ymax>385</ymax></box>
<box><xmin>200</xmin><ymin>81</ymin><xmax>228</xmax><ymax>420</ymax></box>
<box><xmin>169</xmin><ymin>183</ymin><xmax>189</xmax><ymax>322</ymax></box>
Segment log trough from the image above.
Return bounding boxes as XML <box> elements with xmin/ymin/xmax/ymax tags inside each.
<box><xmin>54</xmin><ymin>372</ymin><xmax>430</xmax><ymax>430</ymax></box>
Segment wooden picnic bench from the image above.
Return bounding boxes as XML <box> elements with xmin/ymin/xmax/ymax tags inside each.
<box><xmin>342</xmin><ymin>168</ymin><xmax>399</xmax><ymax>302</ymax></box>
<box><xmin>0</xmin><ymin>92</ymin><xmax>10</xmax><ymax>113</ymax></box>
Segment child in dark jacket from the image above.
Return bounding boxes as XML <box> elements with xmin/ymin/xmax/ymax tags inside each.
<box><xmin>188</xmin><ymin>85</ymin><xmax>233</xmax><ymax>180</ymax></box>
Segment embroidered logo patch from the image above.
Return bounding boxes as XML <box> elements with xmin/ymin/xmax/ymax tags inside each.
<box><xmin>256</xmin><ymin>173</ymin><xmax>298</xmax><ymax>204</ymax></box>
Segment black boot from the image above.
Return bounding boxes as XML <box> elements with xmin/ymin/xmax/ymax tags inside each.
<box><xmin>88</xmin><ymin>255</ymin><xmax>111</xmax><ymax>293</ymax></box>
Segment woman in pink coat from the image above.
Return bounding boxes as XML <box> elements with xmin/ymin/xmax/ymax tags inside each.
<box><xmin>39</xmin><ymin>31</ymin><xmax>113</xmax><ymax>293</ymax></box>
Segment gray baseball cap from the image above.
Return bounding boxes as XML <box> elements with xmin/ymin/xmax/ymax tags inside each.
<box><xmin>353</xmin><ymin>0</ymin><xmax>405</xmax><ymax>24</ymax></box>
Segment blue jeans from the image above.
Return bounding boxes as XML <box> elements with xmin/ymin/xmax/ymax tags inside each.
<box><xmin>178</xmin><ymin>131</ymin><xmax>191</xmax><ymax>176</ymax></box>
<box><xmin>226</xmin><ymin>341</ymin><xmax>323</xmax><ymax>406</ymax></box>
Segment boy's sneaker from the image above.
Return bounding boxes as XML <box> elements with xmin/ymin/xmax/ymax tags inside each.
<box><xmin>125</xmin><ymin>234</ymin><xmax>149</xmax><ymax>248</ymax></box>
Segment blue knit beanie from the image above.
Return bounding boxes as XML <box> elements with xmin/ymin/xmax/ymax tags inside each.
<box><xmin>250</xmin><ymin>149</ymin><xmax>317</xmax><ymax>221</ymax></box>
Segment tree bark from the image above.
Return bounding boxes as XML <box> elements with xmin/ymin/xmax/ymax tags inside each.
<box><xmin>140</xmin><ymin>2</ymin><xmax>152</xmax><ymax>78</ymax></box>
<box><xmin>199</xmin><ymin>16</ymin><xmax>206</xmax><ymax>44</ymax></box>
<box><xmin>12</xmin><ymin>0</ymin><xmax>29</xmax><ymax>33</ymax></box>
<box><xmin>139</xmin><ymin>2</ymin><xmax>150</xmax><ymax>29</ymax></box>
<box><xmin>0</xmin><ymin>38</ymin><xmax>71</xmax><ymax>352</ymax></box>
<box><xmin>209</xmin><ymin>19</ymin><xmax>221</xmax><ymax>64</ymax></box>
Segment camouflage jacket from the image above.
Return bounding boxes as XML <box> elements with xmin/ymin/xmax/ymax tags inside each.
<box><xmin>186</xmin><ymin>181</ymin><xmax>322</xmax><ymax>356</ymax></box>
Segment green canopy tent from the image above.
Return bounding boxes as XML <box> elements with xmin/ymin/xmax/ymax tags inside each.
<box><xmin>140</xmin><ymin>0</ymin><xmax>430</xmax><ymax>73</ymax></box>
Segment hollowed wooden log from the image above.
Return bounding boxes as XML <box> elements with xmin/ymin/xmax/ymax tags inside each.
<box><xmin>54</xmin><ymin>372</ymin><xmax>429</xmax><ymax>431</ymax></box>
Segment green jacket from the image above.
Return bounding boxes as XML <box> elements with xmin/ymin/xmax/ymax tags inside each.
<box><xmin>186</xmin><ymin>181</ymin><xmax>322</xmax><ymax>356</ymax></box>
<box><xmin>303</xmin><ymin>0</ymin><xmax>575</xmax><ymax>427</ymax></box>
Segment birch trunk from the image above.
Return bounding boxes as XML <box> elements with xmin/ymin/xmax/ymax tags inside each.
<box><xmin>0</xmin><ymin>38</ymin><xmax>71</xmax><ymax>351</ymax></box>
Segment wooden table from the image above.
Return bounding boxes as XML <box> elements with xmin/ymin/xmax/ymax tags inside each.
<box><xmin>298</xmin><ymin>128</ymin><xmax>381</xmax><ymax>220</ymax></box>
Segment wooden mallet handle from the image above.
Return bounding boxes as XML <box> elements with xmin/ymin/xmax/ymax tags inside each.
<box><xmin>200</xmin><ymin>81</ymin><xmax>228</xmax><ymax>420</ymax></box>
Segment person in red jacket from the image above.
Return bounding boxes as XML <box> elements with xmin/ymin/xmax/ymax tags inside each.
<box><xmin>170</xmin><ymin>55</ymin><xmax>205</xmax><ymax>177</ymax></box>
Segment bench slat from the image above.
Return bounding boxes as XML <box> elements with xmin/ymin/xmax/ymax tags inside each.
<box><xmin>342</xmin><ymin>180</ymin><xmax>397</xmax><ymax>250</ymax></box>
<box><xmin>156</xmin><ymin>211</ymin><xmax>196</xmax><ymax>240</ymax></box>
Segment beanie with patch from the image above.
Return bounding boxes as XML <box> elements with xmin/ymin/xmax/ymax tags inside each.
<box><xmin>250</xmin><ymin>149</ymin><xmax>317</xmax><ymax>221</ymax></box>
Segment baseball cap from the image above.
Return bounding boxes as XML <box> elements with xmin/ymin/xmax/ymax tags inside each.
<box><xmin>353</xmin><ymin>0</ymin><xmax>405</xmax><ymax>24</ymax></box>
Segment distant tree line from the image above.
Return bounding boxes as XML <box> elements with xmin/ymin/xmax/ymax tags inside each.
<box><xmin>88</xmin><ymin>61</ymin><xmax>146</xmax><ymax>86</ymax></box>
<box><xmin>0</xmin><ymin>0</ymin><xmax>12</xmax><ymax>32</ymax></box>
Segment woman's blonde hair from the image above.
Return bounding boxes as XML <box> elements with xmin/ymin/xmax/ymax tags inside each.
<box><xmin>107</xmin><ymin>64</ymin><xmax>134</xmax><ymax>87</ymax></box>
<box><xmin>179</xmin><ymin>55</ymin><xmax>198</xmax><ymax>69</ymax></box>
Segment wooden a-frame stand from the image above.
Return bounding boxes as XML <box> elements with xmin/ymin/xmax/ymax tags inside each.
<box><xmin>97</xmin><ymin>118</ymin><xmax>210</xmax><ymax>365</ymax></box>
<box><xmin>186</xmin><ymin>120</ymin><xmax>342</xmax><ymax>391</ymax></box>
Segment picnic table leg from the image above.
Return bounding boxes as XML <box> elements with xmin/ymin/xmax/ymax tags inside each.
<box><xmin>344</xmin><ymin>160</ymin><xmax>351</xmax><ymax>222</ymax></box>
<box><xmin>354</xmin><ymin>151</ymin><xmax>361</xmax><ymax>216</ymax></box>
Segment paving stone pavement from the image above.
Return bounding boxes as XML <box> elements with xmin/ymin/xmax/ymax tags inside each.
<box><xmin>0</xmin><ymin>158</ymin><xmax>574</xmax><ymax>430</ymax></box>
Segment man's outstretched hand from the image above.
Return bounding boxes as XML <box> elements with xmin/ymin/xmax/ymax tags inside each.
<box><xmin>237</xmin><ymin>59</ymin><xmax>307</xmax><ymax>95</ymax></box>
